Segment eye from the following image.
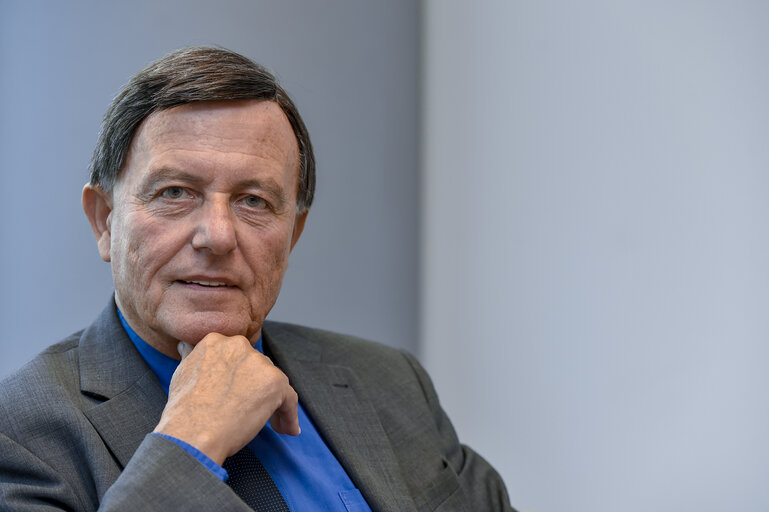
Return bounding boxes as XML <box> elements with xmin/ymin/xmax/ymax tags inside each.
<box><xmin>161</xmin><ymin>187</ymin><xmax>186</xmax><ymax>199</ymax></box>
<box><xmin>243</xmin><ymin>195</ymin><xmax>267</xmax><ymax>209</ymax></box>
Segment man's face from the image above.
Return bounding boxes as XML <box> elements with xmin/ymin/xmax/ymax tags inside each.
<box><xmin>85</xmin><ymin>100</ymin><xmax>306</xmax><ymax>357</ymax></box>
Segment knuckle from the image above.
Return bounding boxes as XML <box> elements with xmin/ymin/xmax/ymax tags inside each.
<box><xmin>262</xmin><ymin>366</ymin><xmax>290</xmax><ymax>390</ymax></box>
<box><xmin>200</xmin><ymin>332</ymin><xmax>222</xmax><ymax>343</ymax></box>
<box><xmin>265</xmin><ymin>364</ymin><xmax>284</xmax><ymax>380</ymax></box>
<box><xmin>234</xmin><ymin>335</ymin><xmax>251</xmax><ymax>347</ymax></box>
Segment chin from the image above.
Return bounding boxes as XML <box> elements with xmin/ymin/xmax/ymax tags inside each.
<box><xmin>161</xmin><ymin>312</ymin><xmax>256</xmax><ymax>344</ymax></box>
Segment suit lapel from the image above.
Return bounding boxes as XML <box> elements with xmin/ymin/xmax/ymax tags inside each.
<box><xmin>264</xmin><ymin>325</ymin><xmax>416</xmax><ymax>512</ymax></box>
<box><xmin>78</xmin><ymin>301</ymin><xmax>167</xmax><ymax>468</ymax></box>
<box><xmin>73</xmin><ymin>305</ymin><xmax>417</xmax><ymax>509</ymax></box>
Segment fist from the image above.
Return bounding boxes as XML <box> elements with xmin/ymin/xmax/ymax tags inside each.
<box><xmin>153</xmin><ymin>333</ymin><xmax>300</xmax><ymax>465</ymax></box>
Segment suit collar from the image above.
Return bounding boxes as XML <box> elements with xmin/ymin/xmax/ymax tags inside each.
<box><xmin>263</xmin><ymin>323</ymin><xmax>417</xmax><ymax>512</ymax></box>
<box><xmin>78</xmin><ymin>299</ymin><xmax>155</xmax><ymax>398</ymax></box>
<box><xmin>79</xmin><ymin>299</ymin><xmax>167</xmax><ymax>468</ymax></box>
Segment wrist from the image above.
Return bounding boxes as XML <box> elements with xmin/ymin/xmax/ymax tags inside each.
<box><xmin>153</xmin><ymin>422</ymin><xmax>228</xmax><ymax>465</ymax></box>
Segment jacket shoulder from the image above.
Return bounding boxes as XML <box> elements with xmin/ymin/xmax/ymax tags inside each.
<box><xmin>0</xmin><ymin>330</ymin><xmax>93</xmax><ymax>439</ymax></box>
<box><xmin>263</xmin><ymin>320</ymin><xmax>404</xmax><ymax>354</ymax></box>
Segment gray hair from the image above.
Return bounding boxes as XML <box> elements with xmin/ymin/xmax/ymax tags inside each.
<box><xmin>89</xmin><ymin>46</ymin><xmax>315</xmax><ymax>212</ymax></box>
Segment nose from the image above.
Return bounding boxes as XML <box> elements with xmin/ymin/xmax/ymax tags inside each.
<box><xmin>191</xmin><ymin>197</ymin><xmax>237</xmax><ymax>255</ymax></box>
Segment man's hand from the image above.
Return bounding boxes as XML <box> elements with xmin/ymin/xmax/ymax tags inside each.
<box><xmin>153</xmin><ymin>333</ymin><xmax>300</xmax><ymax>465</ymax></box>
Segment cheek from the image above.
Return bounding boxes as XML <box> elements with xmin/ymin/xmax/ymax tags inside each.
<box><xmin>269</xmin><ymin>227</ymin><xmax>295</xmax><ymax>271</ymax></box>
<box><xmin>246</xmin><ymin>230</ymin><xmax>294</xmax><ymax>291</ymax></box>
<box><xmin>113</xmin><ymin>216</ymin><xmax>185</xmax><ymax>288</ymax></box>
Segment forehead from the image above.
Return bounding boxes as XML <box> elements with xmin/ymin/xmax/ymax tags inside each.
<box><xmin>120</xmin><ymin>100</ymin><xmax>300</xmax><ymax>185</ymax></box>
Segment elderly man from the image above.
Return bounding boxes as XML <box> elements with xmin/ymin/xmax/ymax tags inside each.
<box><xmin>0</xmin><ymin>47</ymin><xmax>514</xmax><ymax>511</ymax></box>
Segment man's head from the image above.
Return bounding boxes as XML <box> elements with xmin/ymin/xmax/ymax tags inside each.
<box><xmin>89</xmin><ymin>46</ymin><xmax>314</xmax><ymax>213</ymax></box>
<box><xmin>82</xmin><ymin>48</ymin><xmax>313</xmax><ymax>357</ymax></box>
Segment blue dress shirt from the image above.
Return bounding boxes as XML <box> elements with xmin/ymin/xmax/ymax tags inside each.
<box><xmin>117</xmin><ymin>310</ymin><xmax>371</xmax><ymax>512</ymax></box>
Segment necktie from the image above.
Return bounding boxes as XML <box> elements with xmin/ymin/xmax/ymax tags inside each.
<box><xmin>223</xmin><ymin>446</ymin><xmax>290</xmax><ymax>511</ymax></box>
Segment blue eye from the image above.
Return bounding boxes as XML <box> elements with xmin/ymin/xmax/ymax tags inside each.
<box><xmin>244</xmin><ymin>195</ymin><xmax>266</xmax><ymax>208</ymax></box>
<box><xmin>162</xmin><ymin>187</ymin><xmax>185</xmax><ymax>199</ymax></box>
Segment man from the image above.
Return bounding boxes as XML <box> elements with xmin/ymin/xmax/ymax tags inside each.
<box><xmin>0</xmin><ymin>47</ymin><xmax>514</xmax><ymax>511</ymax></box>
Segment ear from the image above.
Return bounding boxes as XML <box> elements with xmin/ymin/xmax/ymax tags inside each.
<box><xmin>82</xmin><ymin>183</ymin><xmax>113</xmax><ymax>262</ymax></box>
<box><xmin>290</xmin><ymin>209</ymin><xmax>308</xmax><ymax>251</ymax></box>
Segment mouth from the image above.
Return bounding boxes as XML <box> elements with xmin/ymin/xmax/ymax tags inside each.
<box><xmin>177</xmin><ymin>279</ymin><xmax>235</xmax><ymax>288</ymax></box>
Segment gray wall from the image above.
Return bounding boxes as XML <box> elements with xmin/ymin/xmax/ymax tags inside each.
<box><xmin>0</xmin><ymin>0</ymin><xmax>420</xmax><ymax>378</ymax></box>
<box><xmin>422</xmin><ymin>1</ymin><xmax>769</xmax><ymax>511</ymax></box>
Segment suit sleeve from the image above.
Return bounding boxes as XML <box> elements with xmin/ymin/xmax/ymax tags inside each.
<box><xmin>399</xmin><ymin>351</ymin><xmax>517</xmax><ymax>512</ymax></box>
<box><xmin>0</xmin><ymin>432</ymin><xmax>252</xmax><ymax>511</ymax></box>
<box><xmin>97</xmin><ymin>435</ymin><xmax>251</xmax><ymax>511</ymax></box>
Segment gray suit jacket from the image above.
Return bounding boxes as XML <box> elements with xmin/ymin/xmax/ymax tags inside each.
<box><xmin>0</xmin><ymin>301</ymin><xmax>514</xmax><ymax>511</ymax></box>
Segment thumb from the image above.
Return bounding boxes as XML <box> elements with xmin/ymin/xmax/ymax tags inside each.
<box><xmin>177</xmin><ymin>341</ymin><xmax>194</xmax><ymax>360</ymax></box>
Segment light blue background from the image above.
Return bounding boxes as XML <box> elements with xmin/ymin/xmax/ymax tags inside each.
<box><xmin>0</xmin><ymin>0</ymin><xmax>420</xmax><ymax>375</ymax></box>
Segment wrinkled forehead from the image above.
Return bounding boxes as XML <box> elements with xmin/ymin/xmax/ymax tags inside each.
<box><xmin>120</xmin><ymin>100</ymin><xmax>300</xmax><ymax>183</ymax></box>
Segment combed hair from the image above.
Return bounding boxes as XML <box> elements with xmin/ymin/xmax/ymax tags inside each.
<box><xmin>89</xmin><ymin>46</ymin><xmax>315</xmax><ymax>212</ymax></box>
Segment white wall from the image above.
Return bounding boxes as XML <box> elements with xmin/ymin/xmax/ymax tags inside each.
<box><xmin>0</xmin><ymin>0</ymin><xmax>420</xmax><ymax>378</ymax></box>
<box><xmin>421</xmin><ymin>2</ymin><xmax>769</xmax><ymax>511</ymax></box>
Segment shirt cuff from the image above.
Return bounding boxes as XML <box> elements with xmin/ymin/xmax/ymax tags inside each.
<box><xmin>153</xmin><ymin>433</ymin><xmax>229</xmax><ymax>482</ymax></box>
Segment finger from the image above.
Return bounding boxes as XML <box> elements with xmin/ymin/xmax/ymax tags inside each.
<box><xmin>177</xmin><ymin>341</ymin><xmax>194</xmax><ymax>360</ymax></box>
<box><xmin>270</xmin><ymin>412</ymin><xmax>301</xmax><ymax>436</ymax></box>
<box><xmin>270</xmin><ymin>388</ymin><xmax>301</xmax><ymax>436</ymax></box>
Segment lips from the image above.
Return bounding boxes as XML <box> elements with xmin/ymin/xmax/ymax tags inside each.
<box><xmin>179</xmin><ymin>280</ymin><xmax>230</xmax><ymax>287</ymax></box>
<box><xmin>175</xmin><ymin>276</ymin><xmax>238</xmax><ymax>288</ymax></box>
